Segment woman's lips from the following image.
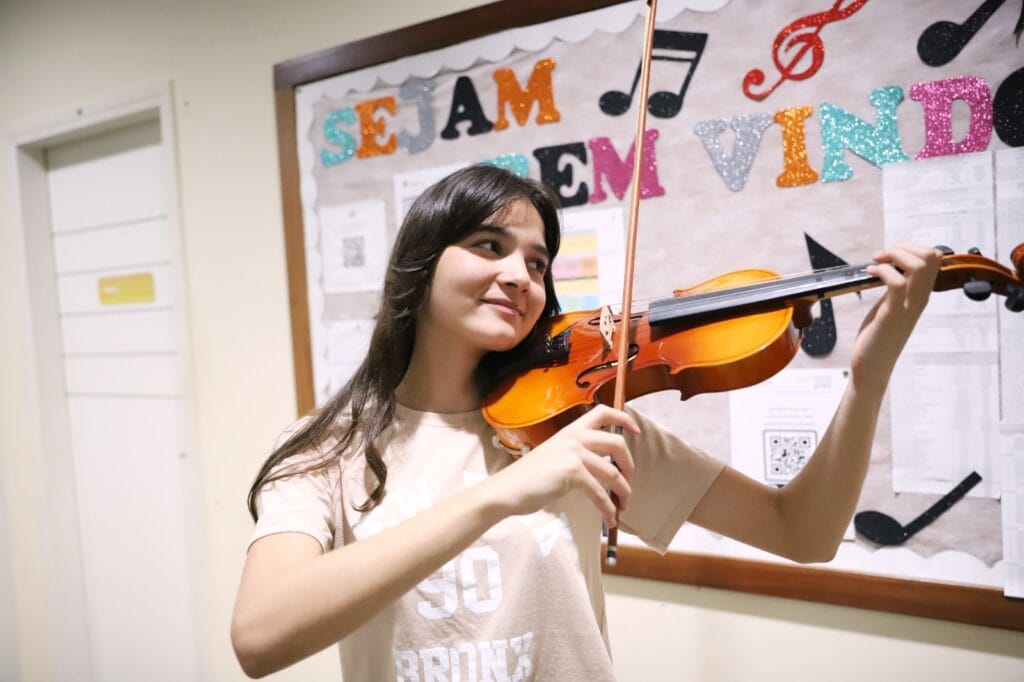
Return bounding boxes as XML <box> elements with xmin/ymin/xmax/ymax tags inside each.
<box><xmin>483</xmin><ymin>299</ymin><xmax>523</xmax><ymax>317</ymax></box>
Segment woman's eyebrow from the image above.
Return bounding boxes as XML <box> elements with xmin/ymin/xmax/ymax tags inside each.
<box><xmin>474</xmin><ymin>224</ymin><xmax>550</xmax><ymax>260</ymax></box>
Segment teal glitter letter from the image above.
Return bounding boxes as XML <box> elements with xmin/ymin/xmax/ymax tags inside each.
<box><xmin>819</xmin><ymin>86</ymin><xmax>909</xmax><ymax>182</ymax></box>
<box><xmin>484</xmin><ymin>153</ymin><xmax>530</xmax><ymax>177</ymax></box>
<box><xmin>321</xmin><ymin>107</ymin><xmax>357</xmax><ymax>167</ymax></box>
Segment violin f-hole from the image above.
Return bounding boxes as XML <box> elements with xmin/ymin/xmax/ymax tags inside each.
<box><xmin>575</xmin><ymin>344</ymin><xmax>640</xmax><ymax>389</ymax></box>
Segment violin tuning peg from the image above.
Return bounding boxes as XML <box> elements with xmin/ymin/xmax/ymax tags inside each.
<box><xmin>968</xmin><ymin>247</ymin><xmax>982</xmax><ymax>255</ymax></box>
<box><xmin>934</xmin><ymin>245</ymin><xmax>954</xmax><ymax>256</ymax></box>
<box><xmin>964</xmin><ymin>278</ymin><xmax>992</xmax><ymax>301</ymax></box>
<box><xmin>1006</xmin><ymin>284</ymin><xmax>1024</xmax><ymax>313</ymax></box>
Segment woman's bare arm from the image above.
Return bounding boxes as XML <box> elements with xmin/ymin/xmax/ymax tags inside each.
<box><xmin>688</xmin><ymin>243</ymin><xmax>941</xmax><ymax>563</ymax></box>
<box><xmin>231</xmin><ymin>482</ymin><xmax>505</xmax><ymax>678</ymax></box>
<box><xmin>231</xmin><ymin>405</ymin><xmax>638</xmax><ymax>678</ymax></box>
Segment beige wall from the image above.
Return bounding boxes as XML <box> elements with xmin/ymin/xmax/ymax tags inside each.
<box><xmin>1</xmin><ymin>1</ymin><xmax>1021</xmax><ymax>680</ymax></box>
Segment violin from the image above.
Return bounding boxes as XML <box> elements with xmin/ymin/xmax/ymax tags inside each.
<box><xmin>483</xmin><ymin>244</ymin><xmax>1024</xmax><ymax>453</ymax></box>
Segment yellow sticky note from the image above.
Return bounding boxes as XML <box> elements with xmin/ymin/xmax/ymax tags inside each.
<box><xmin>98</xmin><ymin>273</ymin><xmax>156</xmax><ymax>305</ymax></box>
<box><xmin>554</xmin><ymin>277</ymin><xmax>599</xmax><ymax>295</ymax></box>
<box><xmin>560</xmin><ymin>232</ymin><xmax>598</xmax><ymax>253</ymax></box>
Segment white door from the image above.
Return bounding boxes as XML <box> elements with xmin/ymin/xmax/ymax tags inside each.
<box><xmin>42</xmin><ymin>116</ymin><xmax>200</xmax><ymax>681</ymax></box>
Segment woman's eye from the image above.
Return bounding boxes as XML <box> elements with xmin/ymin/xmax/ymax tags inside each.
<box><xmin>529</xmin><ymin>259</ymin><xmax>549</xmax><ymax>274</ymax></box>
<box><xmin>474</xmin><ymin>239</ymin><xmax>501</xmax><ymax>254</ymax></box>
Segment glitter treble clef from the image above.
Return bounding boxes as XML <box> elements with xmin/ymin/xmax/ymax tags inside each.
<box><xmin>742</xmin><ymin>0</ymin><xmax>871</xmax><ymax>101</ymax></box>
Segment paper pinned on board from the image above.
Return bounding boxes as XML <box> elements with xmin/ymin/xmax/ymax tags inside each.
<box><xmin>882</xmin><ymin>153</ymin><xmax>1001</xmax><ymax>498</ymax></box>
<box><xmin>996</xmin><ymin>147</ymin><xmax>1024</xmax><ymax>597</ymax></box>
<box><xmin>729</xmin><ymin>368</ymin><xmax>850</xmax><ymax>485</ymax></box>
<box><xmin>392</xmin><ymin>163</ymin><xmax>466</xmax><ymax>227</ymax></box>
<box><xmin>315</xmin><ymin>318</ymin><xmax>375</xmax><ymax>406</ymax></box>
<box><xmin>728</xmin><ymin>368</ymin><xmax>853</xmax><ymax>538</ymax></box>
<box><xmin>556</xmin><ymin>206</ymin><xmax>626</xmax><ymax>312</ymax></box>
<box><xmin>319</xmin><ymin>199</ymin><xmax>389</xmax><ymax>294</ymax></box>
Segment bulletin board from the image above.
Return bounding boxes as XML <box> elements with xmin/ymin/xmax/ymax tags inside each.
<box><xmin>273</xmin><ymin>0</ymin><xmax>1024</xmax><ymax>629</ymax></box>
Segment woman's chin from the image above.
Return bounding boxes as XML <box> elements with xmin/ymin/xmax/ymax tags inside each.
<box><xmin>486</xmin><ymin>338</ymin><xmax>521</xmax><ymax>353</ymax></box>
<box><xmin>476</xmin><ymin>330</ymin><xmax>524</xmax><ymax>353</ymax></box>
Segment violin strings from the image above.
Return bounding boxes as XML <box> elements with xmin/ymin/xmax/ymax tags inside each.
<box><xmin>589</xmin><ymin>263</ymin><xmax>878</xmax><ymax>320</ymax></box>
<box><xmin>645</xmin><ymin>263</ymin><xmax>881</xmax><ymax>325</ymax></box>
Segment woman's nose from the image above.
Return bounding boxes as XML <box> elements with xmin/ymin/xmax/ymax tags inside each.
<box><xmin>498</xmin><ymin>254</ymin><xmax>531</xmax><ymax>289</ymax></box>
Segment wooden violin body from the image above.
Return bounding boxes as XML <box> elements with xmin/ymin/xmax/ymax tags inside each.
<box><xmin>483</xmin><ymin>245</ymin><xmax>1024</xmax><ymax>452</ymax></box>
<box><xmin>484</xmin><ymin>269</ymin><xmax>801</xmax><ymax>451</ymax></box>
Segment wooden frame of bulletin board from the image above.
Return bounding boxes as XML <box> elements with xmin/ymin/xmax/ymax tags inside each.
<box><xmin>274</xmin><ymin>0</ymin><xmax>1024</xmax><ymax>630</ymax></box>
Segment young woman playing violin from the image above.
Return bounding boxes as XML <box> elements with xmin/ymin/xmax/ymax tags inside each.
<box><xmin>231</xmin><ymin>163</ymin><xmax>941</xmax><ymax>679</ymax></box>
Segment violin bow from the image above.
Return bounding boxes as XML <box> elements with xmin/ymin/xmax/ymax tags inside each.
<box><xmin>606</xmin><ymin>0</ymin><xmax>660</xmax><ymax>566</ymax></box>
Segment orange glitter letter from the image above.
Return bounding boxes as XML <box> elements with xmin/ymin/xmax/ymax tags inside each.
<box><xmin>355</xmin><ymin>96</ymin><xmax>398</xmax><ymax>158</ymax></box>
<box><xmin>492</xmin><ymin>59</ymin><xmax>561</xmax><ymax>131</ymax></box>
<box><xmin>774</xmin><ymin>105</ymin><xmax>818</xmax><ymax>187</ymax></box>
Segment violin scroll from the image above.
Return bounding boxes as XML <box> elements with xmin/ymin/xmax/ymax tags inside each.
<box><xmin>1009</xmin><ymin>243</ymin><xmax>1024</xmax><ymax>312</ymax></box>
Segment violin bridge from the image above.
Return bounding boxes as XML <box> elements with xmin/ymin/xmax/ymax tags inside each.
<box><xmin>599</xmin><ymin>305</ymin><xmax>615</xmax><ymax>352</ymax></box>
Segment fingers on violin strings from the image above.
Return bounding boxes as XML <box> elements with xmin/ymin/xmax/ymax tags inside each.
<box><xmin>869</xmin><ymin>244</ymin><xmax>914</xmax><ymax>285</ymax></box>
<box><xmin>866</xmin><ymin>260</ymin><xmax>908</xmax><ymax>299</ymax></box>
<box><xmin>875</xmin><ymin>242</ymin><xmax>941</xmax><ymax>271</ymax></box>
<box><xmin>888</xmin><ymin>244</ymin><xmax>939</xmax><ymax>302</ymax></box>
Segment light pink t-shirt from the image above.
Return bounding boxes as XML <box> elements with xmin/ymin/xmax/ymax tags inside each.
<box><xmin>251</xmin><ymin>405</ymin><xmax>724</xmax><ymax>680</ymax></box>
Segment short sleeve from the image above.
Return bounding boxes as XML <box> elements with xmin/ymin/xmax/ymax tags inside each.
<box><xmin>248</xmin><ymin>421</ymin><xmax>339</xmax><ymax>553</ymax></box>
<box><xmin>249</xmin><ymin>464</ymin><xmax>337</xmax><ymax>553</ymax></box>
<box><xmin>618</xmin><ymin>407</ymin><xmax>725</xmax><ymax>553</ymax></box>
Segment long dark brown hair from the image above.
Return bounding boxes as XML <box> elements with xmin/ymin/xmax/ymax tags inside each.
<box><xmin>248</xmin><ymin>164</ymin><xmax>562</xmax><ymax>521</ymax></box>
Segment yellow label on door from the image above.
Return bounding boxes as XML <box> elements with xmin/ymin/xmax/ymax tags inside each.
<box><xmin>98</xmin><ymin>273</ymin><xmax>156</xmax><ymax>305</ymax></box>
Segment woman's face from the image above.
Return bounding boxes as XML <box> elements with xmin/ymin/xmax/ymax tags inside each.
<box><xmin>419</xmin><ymin>198</ymin><xmax>551</xmax><ymax>356</ymax></box>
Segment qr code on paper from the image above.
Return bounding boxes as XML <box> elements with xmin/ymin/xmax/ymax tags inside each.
<box><xmin>763</xmin><ymin>430</ymin><xmax>816</xmax><ymax>484</ymax></box>
<box><xmin>342</xmin><ymin>236</ymin><xmax>365</xmax><ymax>268</ymax></box>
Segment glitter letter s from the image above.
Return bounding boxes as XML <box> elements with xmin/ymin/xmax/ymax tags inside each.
<box><xmin>321</xmin><ymin>107</ymin><xmax>357</xmax><ymax>167</ymax></box>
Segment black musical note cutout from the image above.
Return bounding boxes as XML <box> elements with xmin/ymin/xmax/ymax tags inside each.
<box><xmin>994</xmin><ymin>65</ymin><xmax>1024</xmax><ymax>147</ymax></box>
<box><xmin>917</xmin><ymin>0</ymin><xmax>1008</xmax><ymax>67</ymax></box>
<box><xmin>800</xmin><ymin>233</ymin><xmax>851</xmax><ymax>357</ymax></box>
<box><xmin>599</xmin><ymin>30</ymin><xmax>707</xmax><ymax>119</ymax></box>
<box><xmin>855</xmin><ymin>471</ymin><xmax>982</xmax><ymax>545</ymax></box>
